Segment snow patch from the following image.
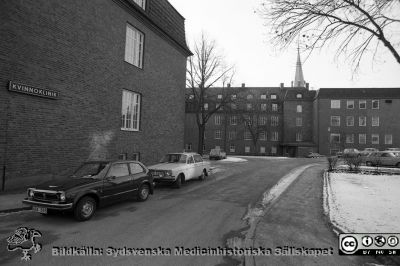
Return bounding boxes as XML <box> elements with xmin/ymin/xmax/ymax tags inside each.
<box><xmin>219</xmin><ymin>157</ymin><xmax>248</xmax><ymax>162</ymax></box>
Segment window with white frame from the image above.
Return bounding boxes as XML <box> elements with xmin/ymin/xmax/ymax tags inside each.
<box><xmin>121</xmin><ymin>90</ymin><xmax>141</xmax><ymax>131</ymax></box>
<box><xmin>185</xmin><ymin>143</ymin><xmax>192</xmax><ymax>151</ymax></box>
<box><xmin>271</xmin><ymin>131</ymin><xmax>279</xmax><ymax>141</ymax></box>
<box><xmin>296</xmin><ymin>133</ymin><xmax>302</xmax><ymax>142</ymax></box>
<box><xmin>259</xmin><ymin>116</ymin><xmax>267</xmax><ymax>125</ymax></box>
<box><xmin>260</xmin><ymin>103</ymin><xmax>267</xmax><ymax>111</ymax></box>
<box><xmin>330</xmin><ymin>116</ymin><xmax>340</xmax><ymax>126</ymax></box>
<box><xmin>259</xmin><ymin>131</ymin><xmax>267</xmax><ymax>140</ymax></box>
<box><xmin>247</xmin><ymin>103</ymin><xmax>252</xmax><ymax>110</ymax></box>
<box><xmin>244</xmin><ymin>130</ymin><xmax>252</xmax><ymax>140</ymax></box>
<box><xmin>231</xmin><ymin>94</ymin><xmax>237</xmax><ymax>100</ymax></box>
<box><xmin>215</xmin><ymin>115</ymin><xmax>221</xmax><ymax>125</ymax></box>
<box><xmin>297</xmin><ymin>105</ymin><xmax>302</xmax><ymax>113</ymax></box>
<box><xmin>270</xmin><ymin>94</ymin><xmax>277</xmax><ymax>99</ymax></box>
<box><xmin>247</xmin><ymin>94</ymin><xmax>253</xmax><ymax>100</ymax></box>
<box><xmin>188</xmin><ymin>94</ymin><xmax>194</xmax><ymax>100</ymax></box>
<box><xmin>125</xmin><ymin>24</ymin><xmax>144</xmax><ymax>68</ymax></box>
<box><xmin>217</xmin><ymin>94</ymin><xmax>222</xmax><ymax>99</ymax></box>
<box><xmin>372</xmin><ymin>116</ymin><xmax>379</xmax><ymax>126</ymax></box>
<box><xmin>245</xmin><ymin>146</ymin><xmax>250</xmax><ymax>153</ymax></box>
<box><xmin>230</xmin><ymin>144</ymin><xmax>235</xmax><ymax>153</ymax></box>
<box><xmin>215</xmin><ymin>130</ymin><xmax>221</xmax><ymax>139</ymax></box>
<box><xmin>330</xmin><ymin>133</ymin><xmax>340</xmax><ymax>143</ymax></box>
<box><xmin>260</xmin><ymin>146</ymin><xmax>266</xmax><ymax>153</ymax></box>
<box><xmin>359</xmin><ymin>116</ymin><xmax>366</xmax><ymax>126</ymax></box>
<box><xmin>228</xmin><ymin>131</ymin><xmax>236</xmax><ymax>140</ymax></box>
<box><xmin>296</xmin><ymin>93</ymin><xmax>302</xmax><ymax>99</ymax></box>
<box><xmin>272</xmin><ymin>103</ymin><xmax>278</xmax><ymax>112</ymax></box>
<box><xmin>346</xmin><ymin>116</ymin><xmax>354</xmax><ymax>126</ymax></box>
<box><xmin>372</xmin><ymin>100</ymin><xmax>379</xmax><ymax>109</ymax></box>
<box><xmin>271</xmin><ymin>116</ymin><xmax>279</xmax><ymax>126</ymax></box>
<box><xmin>271</xmin><ymin>146</ymin><xmax>277</xmax><ymax>154</ymax></box>
<box><xmin>359</xmin><ymin>100</ymin><xmax>366</xmax><ymax>109</ymax></box>
<box><xmin>347</xmin><ymin>100</ymin><xmax>354</xmax><ymax>109</ymax></box>
<box><xmin>385</xmin><ymin>134</ymin><xmax>393</xmax><ymax>144</ymax></box>
<box><xmin>346</xmin><ymin>134</ymin><xmax>354</xmax><ymax>144</ymax></box>
<box><xmin>230</xmin><ymin>115</ymin><xmax>237</xmax><ymax>125</ymax></box>
<box><xmin>261</xmin><ymin>94</ymin><xmax>267</xmax><ymax>99</ymax></box>
<box><xmin>359</xmin><ymin>134</ymin><xmax>366</xmax><ymax>144</ymax></box>
<box><xmin>371</xmin><ymin>134</ymin><xmax>379</xmax><ymax>144</ymax></box>
<box><xmin>296</xmin><ymin>117</ymin><xmax>302</xmax><ymax>126</ymax></box>
<box><xmin>133</xmin><ymin>0</ymin><xmax>146</xmax><ymax>9</ymax></box>
<box><xmin>204</xmin><ymin>103</ymin><xmax>208</xmax><ymax>110</ymax></box>
<box><xmin>331</xmin><ymin>100</ymin><xmax>340</xmax><ymax>109</ymax></box>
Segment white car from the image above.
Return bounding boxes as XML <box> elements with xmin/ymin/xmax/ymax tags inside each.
<box><xmin>149</xmin><ymin>153</ymin><xmax>211</xmax><ymax>188</ymax></box>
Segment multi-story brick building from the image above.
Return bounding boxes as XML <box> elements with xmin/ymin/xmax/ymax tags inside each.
<box><xmin>0</xmin><ymin>0</ymin><xmax>191</xmax><ymax>190</ymax></box>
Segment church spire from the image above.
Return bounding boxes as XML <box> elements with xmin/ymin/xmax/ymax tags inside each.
<box><xmin>293</xmin><ymin>47</ymin><xmax>306</xmax><ymax>88</ymax></box>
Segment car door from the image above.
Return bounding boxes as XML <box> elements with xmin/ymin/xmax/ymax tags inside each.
<box><xmin>380</xmin><ymin>152</ymin><xmax>391</xmax><ymax>166</ymax></box>
<box><xmin>193</xmin><ymin>154</ymin><xmax>204</xmax><ymax>177</ymax></box>
<box><xmin>102</xmin><ymin>163</ymin><xmax>134</xmax><ymax>202</ymax></box>
<box><xmin>129</xmin><ymin>162</ymin><xmax>148</xmax><ymax>189</ymax></box>
<box><xmin>185</xmin><ymin>155</ymin><xmax>197</xmax><ymax>180</ymax></box>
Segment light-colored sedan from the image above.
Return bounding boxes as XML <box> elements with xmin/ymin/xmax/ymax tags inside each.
<box><xmin>365</xmin><ymin>151</ymin><xmax>400</xmax><ymax>167</ymax></box>
<box><xmin>149</xmin><ymin>153</ymin><xmax>211</xmax><ymax>188</ymax></box>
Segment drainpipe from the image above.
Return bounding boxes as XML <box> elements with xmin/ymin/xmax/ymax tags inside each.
<box><xmin>2</xmin><ymin>91</ymin><xmax>10</xmax><ymax>191</ymax></box>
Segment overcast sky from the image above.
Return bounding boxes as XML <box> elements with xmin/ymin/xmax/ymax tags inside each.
<box><xmin>168</xmin><ymin>0</ymin><xmax>400</xmax><ymax>90</ymax></box>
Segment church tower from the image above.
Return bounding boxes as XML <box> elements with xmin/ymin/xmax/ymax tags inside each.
<box><xmin>293</xmin><ymin>47</ymin><xmax>307</xmax><ymax>88</ymax></box>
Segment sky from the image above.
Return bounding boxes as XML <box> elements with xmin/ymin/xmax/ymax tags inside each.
<box><xmin>168</xmin><ymin>0</ymin><xmax>400</xmax><ymax>90</ymax></box>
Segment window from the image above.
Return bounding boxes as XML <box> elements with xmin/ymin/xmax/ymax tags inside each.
<box><xmin>231</xmin><ymin>94</ymin><xmax>237</xmax><ymax>100</ymax></box>
<box><xmin>125</xmin><ymin>24</ymin><xmax>144</xmax><ymax>68</ymax></box>
<box><xmin>215</xmin><ymin>115</ymin><xmax>221</xmax><ymax>125</ymax></box>
<box><xmin>204</xmin><ymin>103</ymin><xmax>208</xmax><ymax>110</ymax></box>
<box><xmin>247</xmin><ymin>94</ymin><xmax>253</xmax><ymax>100</ymax></box>
<box><xmin>260</xmin><ymin>103</ymin><xmax>267</xmax><ymax>111</ymax></box>
<box><xmin>193</xmin><ymin>155</ymin><xmax>203</xmax><ymax>163</ymax></box>
<box><xmin>215</xmin><ymin>130</ymin><xmax>221</xmax><ymax>139</ymax></box>
<box><xmin>259</xmin><ymin>116</ymin><xmax>267</xmax><ymax>125</ymax></box>
<box><xmin>359</xmin><ymin>100</ymin><xmax>366</xmax><ymax>109</ymax></box>
<box><xmin>272</xmin><ymin>103</ymin><xmax>278</xmax><ymax>112</ymax></box>
<box><xmin>259</xmin><ymin>131</ymin><xmax>267</xmax><ymax>140</ymax></box>
<box><xmin>230</xmin><ymin>115</ymin><xmax>237</xmax><ymax>125</ymax></box>
<box><xmin>297</xmin><ymin>105</ymin><xmax>302</xmax><ymax>113</ymax></box>
<box><xmin>296</xmin><ymin>133</ymin><xmax>302</xmax><ymax>142</ymax></box>
<box><xmin>330</xmin><ymin>116</ymin><xmax>340</xmax><ymax>126</ymax></box>
<box><xmin>331</xmin><ymin>100</ymin><xmax>340</xmax><ymax>109</ymax></box>
<box><xmin>261</xmin><ymin>94</ymin><xmax>267</xmax><ymax>100</ymax></box>
<box><xmin>244</xmin><ymin>130</ymin><xmax>252</xmax><ymax>140</ymax></box>
<box><xmin>296</xmin><ymin>117</ymin><xmax>302</xmax><ymax>127</ymax></box>
<box><xmin>371</xmin><ymin>134</ymin><xmax>379</xmax><ymax>144</ymax></box>
<box><xmin>346</xmin><ymin>134</ymin><xmax>354</xmax><ymax>144</ymax></box>
<box><xmin>330</xmin><ymin>133</ymin><xmax>340</xmax><ymax>144</ymax></box>
<box><xmin>188</xmin><ymin>94</ymin><xmax>194</xmax><ymax>100</ymax></box>
<box><xmin>359</xmin><ymin>116</ymin><xmax>366</xmax><ymax>126</ymax></box>
<box><xmin>346</xmin><ymin>116</ymin><xmax>354</xmax><ymax>126</ymax></box>
<box><xmin>347</xmin><ymin>100</ymin><xmax>354</xmax><ymax>109</ymax></box>
<box><xmin>372</xmin><ymin>116</ymin><xmax>379</xmax><ymax>126</ymax></box>
<box><xmin>231</xmin><ymin>103</ymin><xmax>237</xmax><ymax>110</ymax></box>
<box><xmin>372</xmin><ymin>100</ymin><xmax>379</xmax><ymax>109</ymax></box>
<box><xmin>185</xmin><ymin>143</ymin><xmax>192</xmax><ymax>151</ymax></box>
<box><xmin>270</xmin><ymin>94</ymin><xmax>277</xmax><ymax>99</ymax></box>
<box><xmin>133</xmin><ymin>0</ymin><xmax>146</xmax><ymax>9</ymax></box>
<box><xmin>271</xmin><ymin>146</ymin><xmax>277</xmax><ymax>154</ymax></box>
<box><xmin>245</xmin><ymin>146</ymin><xmax>250</xmax><ymax>153</ymax></box>
<box><xmin>187</xmin><ymin>156</ymin><xmax>194</xmax><ymax>164</ymax></box>
<box><xmin>359</xmin><ymin>134</ymin><xmax>366</xmax><ymax>144</ymax></box>
<box><xmin>230</xmin><ymin>144</ymin><xmax>235</xmax><ymax>153</ymax></box>
<box><xmin>217</xmin><ymin>94</ymin><xmax>222</xmax><ymax>99</ymax></box>
<box><xmin>271</xmin><ymin>131</ymin><xmax>279</xmax><ymax>141</ymax></box>
<box><xmin>296</xmin><ymin>93</ymin><xmax>302</xmax><ymax>99</ymax></box>
<box><xmin>108</xmin><ymin>163</ymin><xmax>129</xmax><ymax>178</ymax></box>
<box><xmin>228</xmin><ymin>131</ymin><xmax>236</xmax><ymax>140</ymax></box>
<box><xmin>271</xmin><ymin>116</ymin><xmax>279</xmax><ymax>126</ymax></box>
<box><xmin>129</xmin><ymin>163</ymin><xmax>145</xmax><ymax>175</ymax></box>
<box><xmin>121</xmin><ymin>90</ymin><xmax>141</xmax><ymax>131</ymax></box>
<box><xmin>247</xmin><ymin>103</ymin><xmax>252</xmax><ymax>111</ymax></box>
<box><xmin>260</xmin><ymin>146</ymin><xmax>266</xmax><ymax>153</ymax></box>
<box><xmin>385</xmin><ymin>134</ymin><xmax>393</xmax><ymax>145</ymax></box>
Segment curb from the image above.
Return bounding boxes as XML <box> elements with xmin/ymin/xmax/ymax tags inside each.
<box><xmin>0</xmin><ymin>206</ymin><xmax>31</xmax><ymax>214</ymax></box>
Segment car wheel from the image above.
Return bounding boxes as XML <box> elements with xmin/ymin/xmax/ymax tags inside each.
<box><xmin>199</xmin><ymin>170</ymin><xmax>206</xmax><ymax>181</ymax></box>
<box><xmin>137</xmin><ymin>184</ymin><xmax>150</xmax><ymax>201</ymax></box>
<box><xmin>175</xmin><ymin>174</ymin><xmax>183</xmax><ymax>188</ymax></box>
<box><xmin>74</xmin><ymin>196</ymin><xmax>96</xmax><ymax>221</ymax></box>
<box><xmin>366</xmin><ymin>161</ymin><xmax>372</xmax><ymax>166</ymax></box>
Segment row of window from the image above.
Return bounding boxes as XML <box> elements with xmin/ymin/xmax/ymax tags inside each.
<box><xmin>330</xmin><ymin>134</ymin><xmax>393</xmax><ymax>145</ymax></box>
<box><xmin>213</xmin><ymin>115</ymin><xmax>280</xmax><ymax>126</ymax></box>
<box><xmin>185</xmin><ymin>144</ymin><xmax>279</xmax><ymax>154</ymax></box>
<box><xmin>331</xmin><ymin>99</ymin><xmax>380</xmax><ymax>109</ymax></box>
<box><xmin>330</xmin><ymin>116</ymin><xmax>380</xmax><ymax>127</ymax></box>
<box><xmin>215</xmin><ymin>130</ymin><xmax>280</xmax><ymax>141</ymax></box>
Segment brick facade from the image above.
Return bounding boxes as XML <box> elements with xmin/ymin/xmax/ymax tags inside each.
<box><xmin>0</xmin><ymin>0</ymin><xmax>190</xmax><ymax>190</ymax></box>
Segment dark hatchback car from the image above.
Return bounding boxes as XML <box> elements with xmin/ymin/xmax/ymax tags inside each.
<box><xmin>22</xmin><ymin>160</ymin><xmax>154</xmax><ymax>221</ymax></box>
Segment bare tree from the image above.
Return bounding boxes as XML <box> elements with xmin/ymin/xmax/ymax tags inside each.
<box><xmin>260</xmin><ymin>0</ymin><xmax>400</xmax><ymax>71</ymax></box>
<box><xmin>238</xmin><ymin>112</ymin><xmax>268</xmax><ymax>155</ymax></box>
<box><xmin>186</xmin><ymin>34</ymin><xmax>235</xmax><ymax>155</ymax></box>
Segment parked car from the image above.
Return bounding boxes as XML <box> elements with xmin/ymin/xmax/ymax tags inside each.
<box><xmin>386</xmin><ymin>148</ymin><xmax>400</xmax><ymax>152</ymax></box>
<box><xmin>360</xmin><ymin>148</ymin><xmax>378</xmax><ymax>156</ymax></box>
<box><xmin>149</xmin><ymin>152</ymin><xmax>211</xmax><ymax>188</ymax></box>
<box><xmin>22</xmin><ymin>160</ymin><xmax>154</xmax><ymax>221</ymax></box>
<box><xmin>365</xmin><ymin>151</ymin><xmax>400</xmax><ymax>167</ymax></box>
<box><xmin>209</xmin><ymin>148</ymin><xmax>227</xmax><ymax>160</ymax></box>
<box><xmin>342</xmin><ymin>148</ymin><xmax>361</xmax><ymax>158</ymax></box>
<box><xmin>306</xmin><ymin>152</ymin><xmax>324</xmax><ymax>158</ymax></box>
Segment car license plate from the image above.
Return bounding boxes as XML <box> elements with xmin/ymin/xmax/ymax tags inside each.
<box><xmin>32</xmin><ymin>206</ymin><xmax>47</xmax><ymax>214</ymax></box>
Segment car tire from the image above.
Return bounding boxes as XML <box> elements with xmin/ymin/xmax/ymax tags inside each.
<box><xmin>199</xmin><ymin>170</ymin><xmax>206</xmax><ymax>181</ymax></box>
<box><xmin>175</xmin><ymin>174</ymin><xmax>183</xmax><ymax>188</ymax></box>
<box><xmin>137</xmin><ymin>184</ymin><xmax>150</xmax><ymax>201</ymax></box>
<box><xmin>74</xmin><ymin>196</ymin><xmax>96</xmax><ymax>221</ymax></box>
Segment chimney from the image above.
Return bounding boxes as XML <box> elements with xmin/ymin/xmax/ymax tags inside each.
<box><xmin>241</xmin><ymin>83</ymin><xmax>245</xmax><ymax>88</ymax></box>
<box><xmin>280</xmin><ymin>83</ymin><xmax>284</xmax><ymax>88</ymax></box>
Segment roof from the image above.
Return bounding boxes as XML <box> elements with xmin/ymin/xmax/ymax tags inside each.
<box><xmin>317</xmin><ymin>88</ymin><xmax>400</xmax><ymax>99</ymax></box>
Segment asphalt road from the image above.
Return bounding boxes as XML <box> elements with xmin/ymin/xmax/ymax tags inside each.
<box><xmin>0</xmin><ymin>157</ymin><xmax>324</xmax><ymax>266</ymax></box>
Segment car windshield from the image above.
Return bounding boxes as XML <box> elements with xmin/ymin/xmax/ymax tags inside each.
<box><xmin>72</xmin><ymin>162</ymin><xmax>108</xmax><ymax>178</ymax></box>
<box><xmin>160</xmin><ymin>154</ymin><xmax>187</xmax><ymax>163</ymax></box>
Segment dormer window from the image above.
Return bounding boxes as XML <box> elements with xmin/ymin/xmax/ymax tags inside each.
<box><xmin>133</xmin><ymin>0</ymin><xmax>146</xmax><ymax>10</ymax></box>
<box><xmin>270</xmin><ymin>94</ymin><xmax>277</xmax><ymax>100</ymax></box>
<box><xmin>217</xmin><ymin>94</ymin><xmax>223</xmax><ymax>99</ymax></box>
<box><xmin>247</xmin><ymin>94</ymin><xmax>253</xmax><ymax>100</ymax></box>
<box><xmin>296</xmin><ymin>93</ymin><xmax>303</xmax><ymax>99</ymax></box>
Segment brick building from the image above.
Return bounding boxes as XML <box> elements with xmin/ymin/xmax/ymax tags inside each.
<box><xmin>0</xmin><ymin>0</ymin><xmax>191</xmax><ymax>190</ymax></box>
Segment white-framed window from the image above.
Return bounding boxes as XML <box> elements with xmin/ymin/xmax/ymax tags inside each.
<box><xmin>331</xmin><ymin>100</ymin><xmax>340</xmax><ymax>109</ymax></box>
<box><xmin>385</xmin><ymin>134</ymin><xmax>393</xmax><ymax>145</ymax></box>
<box><xmin>231</xmin><ymin>94</ymin><xmax>237</xmax><ymax>100</ymax></box>
<box><xmin>204</xmin><ymin>103</ymin><xmax>208</xmax><ymax>110</ymax></box>
<box><xmin>270</xmin><ymin>94</ymin><xmax>277</xmax><ymax>100</ymax></box>
<box><xmin>330</xmin><ymin>133</ymin><xmax>340</xmax><ymax>144</ymax></box>
<box><xmin>260</xmin><ymin>103</ymin><xmax>267</xmax><ymax>111</ymax></box>
<box><xmin>259</xmin><ymin>116</ymin><xmax>267</xmax><ymax>125</ymax></box>
<box><xmin>228</xmin><ymin>131</ymin><xmax>236</xmax><ymax>140</ymax></box>
<box><xmin>371</xmin><ymin>134</ymin><xmax>379</xmax><ymax>144</ymax></box>
<box><xmin>215</xmin><ymin>130</ymin><xmax>221</xmax><ymax>139</ymax></box>
<box><xmin>346</xmin><ymin>116</ymin><xmax>354</xmax><ymax>126</ymax></box>
<box><xmin>185</xmin><ymin>143</ymin><xmax>192</xmax><ymax>151</ymax></box>
<box><xmin>121</xmin><ymin>90</ymin><xmax>141</xmax><ymax>131</ymax></box>
<box><xmin>188</xmin><ymin>94</ymin><xmax>194</xmax><ymax>100</ymax></box>
<box><xmin>271</xmin><ymin>116</ymin><xmax>279</xmax><ymax>126</ymax></box>
<box><xmin>271</xmin><ymin>146</ymin><xmax>277</xmax><ymax>154</ymax></box>
<box><xmin>244</xmin><ymin>130</ymin><xmax>252</xmax><ymax>140</ymax></box>
<box><xmin>230</xmin><ymin>115</ymin><xmax>237</xmax><ymax>125</ymax></box>
<box><xmin>359</xmin><ymin>134</ymin><xmax>366</xmax><ymax>144</ymax></box>
<box><xmin>347</xmin><ymin>100</ymin><xmax>354</xmax><ymax>109</ymax></box>
<box><xmin>346</xmin><ymin>134</ymin><xmax>354</xmax><ymax>144</ymax></box>
<box><xmin>259</xmin><ymin>131</ymin><xmax>267</xmax><ymax>140</ymax></box>
<box><xmin>247</xmin><ymin>103</ymin><xmax>252</xmax><ymax>111</ymax></box>
<box><xmin>125</xmin><ymin>24</ymin><xmax>144</xmax><ymax>68</ymax></box>
<box><xmin>296</xmin><ymin>133</ymin><xmax>302</xmax><ymax>142</ymax></box>
<box><xmin>230</xmin><ymin>144</ymin><xmax>235</xmax><ymax>153</ymax></box>
<box><xmin>330</xmin><ymin>116</ymin><xmax>340</xmax><ymax>126</ymax></box>
<box><xmin>260</xmin><ymin>94</ymin><xmax>267</xmax><ymax>99</ymax></box>
<box><xmin>297</xmin><ymin>105</ymin><xmax>302</xmax><ymax>113</ymax></box>
<box><xmin>133</xmin><ymin>0</ymin><xmax>146</xmax><ymax>9</ymax></box>
<box><xmin>217</xmin><ymin>94</ymin><xmax>223</xmax><ymax>99</ymax></box>
<box><xmin>247</xmin><ymin>94</ymin><xmax>253</xmax><ymax>100</ymax></box>
<box><xmin>245</xmin><ymin>146</ymin><xmax>250</xmax><ymax>153</ymax></box>
<box><xmin>271</xmin><ymin>131</ymin><xmax>279</xmax><ymax>141</ymax></box>
<box><xmin>359</xmin><ymin>116</ymin><xmax>366</xmax><ymax>126</ymax></box>
<box><xmin>359</xmin><ymin>100</ymin><xmax>366</xmax><ymax>109</ymax></box>
<box><xmin>260</xmin><ymin>146</ymin><xmax>266</xmax><ymax>153</ymax></box>
<box><xmin>272</xmin><ymin>103</ymin><xmax>278</xmax><ymax>112</ymax></box>
<box><xmin>215</xmin><ymin>115</ymin><xmax>221</xmax><ymax>125</ymax></box>
<box><xmin>372</xmin><ymin>100</ymin><xmax>379</xmax><ymax>109</ymax></box>
<box><xmin>372</xmin><ymin>116</ymin><xmax>379</xmax><ymax>127</ymax></box>
<box><xmin>296</xmin><ymin>117</ymin><xmax>302</xmax><ymax>127</ymax></box>
<box><xmin>296</xmin><ymin>93</ymin><xmax>302</xmax><ymax>99</ymax></box>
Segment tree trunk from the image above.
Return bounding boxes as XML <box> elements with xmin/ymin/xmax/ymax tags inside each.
<box><xmin>197</xmin><ymin>124</ymin><xmax>205</xmax><ymax>155</ymax></box>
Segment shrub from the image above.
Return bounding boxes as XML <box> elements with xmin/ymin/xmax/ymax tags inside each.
<box><xmin>327</xmin><ymin>156</ymin><xmax>338</xmax><ymax>172</ymax></box>
<box><xmin>343</xmin><ymin>156</ymin><xmax>362</xmax><ymax>172</ymax></box>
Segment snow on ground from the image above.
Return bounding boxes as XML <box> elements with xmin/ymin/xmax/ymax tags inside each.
<box><xmin>232</xmin><ymin>156</ymin><xmax>290</xmax><ymax>160</ymax></box>
<box><xmin>219</xmin><ymin>157</ymin><xmax>248</xmax><ymax>162</ymax></box>
<box><xmin>325</xmin><ymin>172</ymin><xmax>400</xmax><ymax>233</ymax></box>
